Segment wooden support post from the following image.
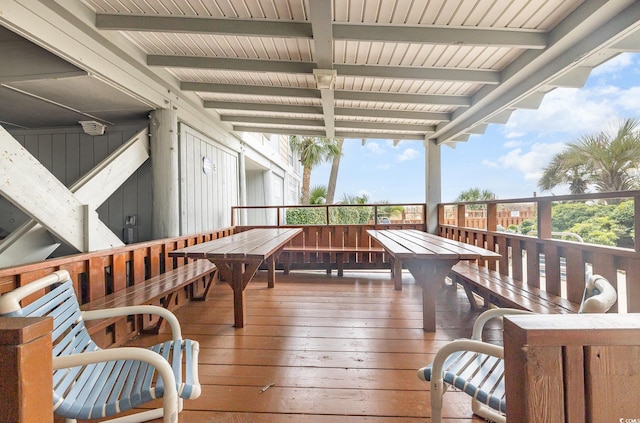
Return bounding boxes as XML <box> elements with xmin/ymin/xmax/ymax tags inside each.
<box><xmin>537</xmin><ymin>199</ymin><xmax>552</xmax><ymax>239</ymax></box>
<box><xmin>0</xmin><ymin>317</ymin><xmax>53</xmax><ymax>423</ymax></box>
<box><xmin>504</xmin><ymin>314</ymin><xmax>640</xmax><ymax>422</ymax></box>
<box><xmin>457</xmin><ymin>204</ymin><xmax>466</xmax><ymax>235</ymax></box>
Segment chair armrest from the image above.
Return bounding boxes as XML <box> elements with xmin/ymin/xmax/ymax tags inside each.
<box><xmin>53</xmin><ymin>348</ymin><xmax>178</xmax><ymax>407</ymax></box>
<box><xmin>82</xmin><ymin>305</ymin><xmax>182</xmax><ymax>340</ymax></box>
<box><xmin>471</xmin><ymin>308</ymin><xmax>533</xmax><ymax>340</ymax></box>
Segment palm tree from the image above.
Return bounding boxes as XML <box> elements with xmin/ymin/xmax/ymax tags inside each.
<box><xmin>326</xmin><ymin>138</ymin><xmax>344</xmax><ymax>204</ymax></box>
<box><xmin>455</xmin><ymin>188</ymin><xmax>495</xmax><ymax>203</ymax></box>
<box><xmin>538</xmin><ymin>152</ymin><xmax>589</xmax><ymax>194</ymax></box>
<box><xmin>539</xmin><ymin>118</ymin><xmax>640</xmax><ymax>193</ymax></box>
<box><xmin>309</xmin><ymin>185</ymin><xmax>328</xmax><ymax>205</ymax></box>
<box><xmin>455</xmin><ymin>188</ymin><xmax>495</xmax><ymax>211</ymax></box>
<box><xmin>340</xmin><ymin>193</ymin><xmax>369</xmax><ymax>204</ymax></box>
<box><xmin>289</xmin><ymin>135</ymin><xmax>341</xmax><ymax>204</ymax></box>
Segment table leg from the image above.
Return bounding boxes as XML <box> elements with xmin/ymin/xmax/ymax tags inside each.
<box><xmin>232</xmin><ymin>263</ymin><xmax>245</xmax><ymax>328</ymax></box>
<box><xmin>404</xmin><ymin>259</ymin><xmax>459</xmax><ymax>332</ymax></box>
<box><xmin>392</xmin><ymin>258</ymin><xmax>402</xmax><ymax>291</ymax></box>
<box><xmin>267</xmin><ymin>255</ymin><xmax>276</xmax><ymax>288</ymax></box>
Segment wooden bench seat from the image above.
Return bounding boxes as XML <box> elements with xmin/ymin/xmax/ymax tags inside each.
<box><xmin>450</xmin><ymin>261</ymin><xmax>580</xmax><ymax>314</ymax></box>
<box><xmin>82</xmin><ymin>260</ymin><xmax>217</xmax><ymax>337</ymax></box>
<box><xmin>281</xmin><ymin>245</ymin><xmax>386</xmax><ymax>277</ymax></box>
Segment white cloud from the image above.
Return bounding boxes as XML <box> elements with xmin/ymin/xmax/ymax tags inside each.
<box><xmin>397</xmin><ymin>148</ymin><xmax>419</xmax><ymax>161</ymax></box>
<box><xmin>591</xmin><ymin>53</ymin><xmax>634</xmax><ymax>77</ymax></box>
<box><xmin>503</xmin><ymin>87</ymin><xmax>623</xmax><ymax>140</ymax></box>
<box><xmin>365</xmin><ymin>142</ymin><xmax>384</xmax><ymax>154</ymax></box>
<box><xmin>484</xmin><ymin>142</ymin><xmax>566</xmax><ymax>181</ymax></box>
<box><xmin>504</xmin><ymin>130</ymin><xmax>527</xmax><ymax>139</ymax></box>
<box><xmin>504</xmin><ymin>140</ymin><xmax>523</xmax><ymax>148</ymax></box>
<box><xmin>616</xmin><ymin>86</ymin><xmax>640</xmax><ymax>112</ymax></box>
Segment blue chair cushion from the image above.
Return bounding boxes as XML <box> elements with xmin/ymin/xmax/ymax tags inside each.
<box><xmin>420</xmin><ymin>350</ymin><xmax>506</xmax><ymax>413</ymax></box>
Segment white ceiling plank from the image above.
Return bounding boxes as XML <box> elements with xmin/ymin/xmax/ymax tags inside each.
<box><xmin>334</xmin><ymin>107</ymin><xmax>449</xmax><ymax>121</ymax></box>
<box><xmin>333</xmin><ymin>24</ymin><xmax>547</xmax><ymax>49</ymax></box>
<box><xmin>335</xmin><ymin>90</ymin><xmax>470</xmax><ymax>106</ymax></box>
<box><xmin>335</xmin><ymin>64</ymin><xmax>500</xmax><ymax>83</ymax></box>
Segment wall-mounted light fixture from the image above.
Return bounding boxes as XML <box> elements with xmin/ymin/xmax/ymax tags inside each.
<box><xmin>79</xmin><ymin>120</ymin><xmax>107</xmax><ymax>136</ymax></box>
<box><xmin>313</xmin><ymin>69</ymin><xmax>337</xmax><ymax>90</ymax></box>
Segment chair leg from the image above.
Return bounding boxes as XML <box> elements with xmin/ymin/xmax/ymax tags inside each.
<box><xmin>471</xmin><ymin>398</ymin><xmax>506</xmax><ymax>423</ymax></box>
<box><xmin>99</xmin><ymin>397</ymin><xmax>180</xmax><ymax>423</ymax></box>
<box><xmin>99</xmin><ymin>407</ymin><xmax>170</xmax><ymax>423</ymax></box>
<box><xmin>430</xmin><ymin>379</ymin><xmax>444</xmax><ymax>423</ymax></box>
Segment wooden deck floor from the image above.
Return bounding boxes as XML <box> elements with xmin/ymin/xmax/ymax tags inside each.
<box><xmin>129</xmin><ymin>270</ymin><xmax>498</xmax><ymax>422</ymax></box>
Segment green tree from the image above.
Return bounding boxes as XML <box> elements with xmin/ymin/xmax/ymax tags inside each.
<box><xmin>309</xmin><ymin>185</ymin><xmax>328</xmax><ymax>205</ymax></box>
<box><xmin>289</xmin><ymin>135</ymin><xmax>342</xmax><ymax>204</ymax></box>
<box><xmin>285</xmin><ymin>207</ymin><xmax>326</xmax><ymax>225</ymax></box>
<box><xmin>610</xmin><ymin>199</ymin><xmax>635</xmax><ymax>248</ymax></box>
<box><xmin>569</xmin><ymin>216</ymin><xmax>618</xmax><ymax>246</ymax></box>
<box><xmin>455</xmin><ymin>188</ymin><xmax>496</xmax><ymax>210</ymax></box>
<box><xmin>340</xmin><ymin>193</ymin><xmax>370</xmax><ymax>204</ymax></box>
<box><xmin>538</xmin><ymin>152</ymin><xmax>590</xmax><ymax>194</ymax></box>
<box><xmin>455</xmin><ymin>187</ymin><xmax>495</xmax><ymax>202</ymax></box>
<box><xmin>539</xmin><ymin>118</ymin><xmax>640</xmax><ymax>193</ymax></box>
<box><xmin>550</xmin><ymin>202</ymin><xmax>608</xmax><ymax>233</ymax></box>
<box><xmin>520</xmin><ymin>219</ymin><xmax>536</xmax><ymax>235</ymax></box>
<box><xmin>331</xmin><ymin>193</ymin><xmax>372</xmax><ymax>224</ymax></box>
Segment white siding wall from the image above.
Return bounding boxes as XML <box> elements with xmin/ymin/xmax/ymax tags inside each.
<box><xmin>245</xmin><ymin>169</ymin><xmax>267</xmax><ymax>225</ymax></box>
<box><xmin>2</xmin><ymin>123</ymin><xmax>151</xmax><ymax>251</ymax></box>
<box><xmin>179</xmin><ymin>124</ymin><xmax>238</xmax><ymax>233</ymax></box>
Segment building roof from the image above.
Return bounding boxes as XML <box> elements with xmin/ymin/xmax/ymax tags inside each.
<box><xmin>2</xmin><ymin>0</ymin><xmax>640</xmax><ymax>145</ymax></box>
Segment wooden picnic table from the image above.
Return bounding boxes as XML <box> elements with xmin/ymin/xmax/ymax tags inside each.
<box><xmin>169</xmin><ymin>227</ymin><xmax>302</xmax><ymax>327</ymax></box>
<box><xmin>367</xmin><ymin>229</ymin><xmax>501</xmax><ymax>331</ymax></box>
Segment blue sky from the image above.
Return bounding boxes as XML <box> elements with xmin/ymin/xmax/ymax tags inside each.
<box><xmin>311</xmin><ymin>53</ymin><xmax>640</xmax><ymax>203</ymax></box>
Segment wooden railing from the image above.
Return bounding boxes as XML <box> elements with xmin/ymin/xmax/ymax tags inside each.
<box><xmin>236</xmin><ymin>223</ymin><xmax>425</xmax><ymax>272</ymax></box>
<box><xmin>231</xmin><ymin>203</ymin><xmax>427</xmax><ymax>226</ymax></box>
<box><xmin>438</xmin><ymin>191</ymin><xmax>640</xmax><ymax>313</ymax></box>
<box><xmin>0</xmin><ymin>227</ymin><xmax>237</xmax><ymax>347</ymax></box>
<box><xmin>2</xmin><ymin>192</ymin><xmax>639</xmax><ymax>350</ymax></box>
<box><xmin>232</xmin><ymin>203</ymin><xmax>427</xmax><ymax>273</ymax></box>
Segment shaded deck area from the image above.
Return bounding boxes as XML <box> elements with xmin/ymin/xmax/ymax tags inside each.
<box><xmin>131</xmin><ymin>270</ymin><xmax>496</xmax><ymax>422</ymax></box>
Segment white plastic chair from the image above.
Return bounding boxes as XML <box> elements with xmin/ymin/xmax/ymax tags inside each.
<box><xmin>0</xmin><ymin>270</ymin><xmax>201</xmax><ymax>423</ymax></box>
<box><xmin>417</xmin><ymin>274</ymin><xmax>617</xmax><ymax>423</ymax></box>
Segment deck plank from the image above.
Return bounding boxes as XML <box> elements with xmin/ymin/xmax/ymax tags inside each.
<box><xmin>98</xmin><ymin>270</ymin><xmax>493</xmax><ymax>422</ymax></box>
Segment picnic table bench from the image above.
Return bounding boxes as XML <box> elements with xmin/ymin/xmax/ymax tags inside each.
<box><xmin>281</xmin><ymin>245</ymin><xmax>386</xmax><ymax>277</ymax></box>
<box><xmin>449</xmin><ymin>261</ymin><xmax>581</xmax><ymax>313</ymax></box>
<box><xmin>82</xmin><ymin>260</ymin><xmax>217</xmax><ymax>338</ymax></box>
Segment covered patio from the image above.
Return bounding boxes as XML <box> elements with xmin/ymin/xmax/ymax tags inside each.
<box><xmin>1</xmin><ymin>1</ymin><xmax>640</xmax><ymax>422</ymax></box>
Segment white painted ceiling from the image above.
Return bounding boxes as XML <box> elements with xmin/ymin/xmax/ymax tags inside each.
<box><xmin>2</xmin><ymin>0</ymin><xmax>640</xmax><ymax>145</ymax></box>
